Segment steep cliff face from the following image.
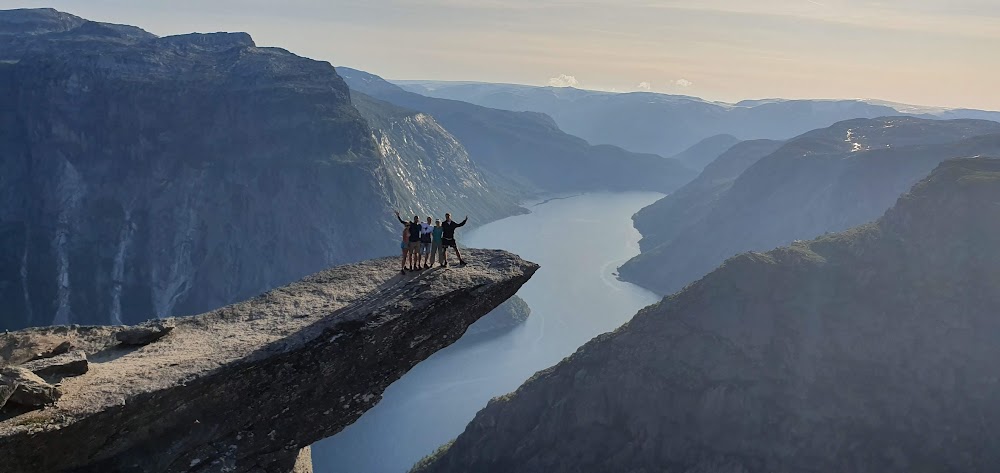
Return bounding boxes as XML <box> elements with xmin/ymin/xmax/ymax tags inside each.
<box><xmin>621</xmin><ymin>117</ymin><xmax>1000</xmax><ymax>295</ymax></box>
<box><xmin>416</xmin><ymin>158</ymin><xmax>1000</xmax><ymax>473</ymax></box>
<box><xmin>338</xmin><ymin>67</ymin><xmax>697</xmax><ymax>194</ymax></box>
<box><xmin>0</xmin><ymin>9</ymin><xmax>518</xmax><ymax>331</ymax></box>
<box><xmin>351</xmin><ymin>91</ymin><xmax>524</xmax><ymax>222</ymax></box>
<box><xmin>0</xmin><ymin>248</ymin><xmax>539</xmax><ymax>473</ymax></box>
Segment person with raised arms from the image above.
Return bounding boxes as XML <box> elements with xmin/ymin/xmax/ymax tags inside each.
<box><xmin>439</xmin><ymin>213</ymin><xmax>468</xmax><ymax>267</ymax></box>
<box><xmin>395</xmin><ymin>210</ymin><xmax>423</xmax><ymax>271</ymax></box>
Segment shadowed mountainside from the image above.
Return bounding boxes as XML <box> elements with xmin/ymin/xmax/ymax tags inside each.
<box><xmin>621</xmin><ymin>117</ymin><xmax>1000</xmax><ymax>295</ymax></box>
<box><xmin>633</xmin><ymin>138</ymin><xmax>785</xmax><ymax>253</ymax></box>
<box><xmin>415</xmin><ymin>158</ymin><xmax>1000</xmax><ymax>473</ymax></box>
<box><xmin>669</xmin><ymin>134</ymin><xmax>741</xmax><ymax>171</ymax></box>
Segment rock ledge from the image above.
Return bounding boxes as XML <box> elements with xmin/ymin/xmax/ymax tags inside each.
<box><xmin>0</xmin><ymin>249</ymin><xmax>537</xmax><ymax>473</ymax></box>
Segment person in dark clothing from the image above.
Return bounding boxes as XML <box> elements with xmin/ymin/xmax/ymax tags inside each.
<box><xmin>439</xmin><ymin>212</ymin><xmax>468</xmax><ymax>267</ymax></box>
<box><xmin>395</xmin><ymin>211</ymin><xmax>423</xmax><ymax>271</ymax></box>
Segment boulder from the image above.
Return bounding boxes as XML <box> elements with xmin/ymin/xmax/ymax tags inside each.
<box><xmin>116</xmin><ymin>323</ymin><xmax>174</xmax><ymax>346</ymax></box>
<box><xmin>0</xmin><ymin>380</ymin><xmax>17</xmax><ymax>410</ymax></box>
<box><xmin>20</xmin><ymin>350</ymin><xmax>88</xmax><ymax>377</ymax></box>
<box><xmin>1</xmin><ymin>367</ymin><xmax>62</xmax><ymax>408</ymax></box>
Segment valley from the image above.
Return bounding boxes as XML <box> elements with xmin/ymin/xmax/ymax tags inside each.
<box><xmin>314</xmin><ymin>192</ymin><xmax>663</xmax><ymax>472</ymax></box>
<box><xmin>3</xmin><ymin>5</ymin><xmax>1000</xmax><ymax>473</ymax></box>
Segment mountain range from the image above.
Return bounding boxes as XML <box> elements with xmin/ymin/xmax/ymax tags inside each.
<box><xmin>415</xmin><ymin>157</ymin><xmax>1000</xmax><ymax>473</ymax></box>
<box><xmin>620</xmin><ymin>117</ymin><xmax>1000</xmax><ymax>295</ymax></box>
<box><xmin>340</xmin><ymin>68</ymin><xmax>697</xmax><ymax>194</ymax></box>
<box><xmin>398</xmin><ymin>80</ymin><xmax>1000</xmax><ymax>157</ymax></box>
<box><xmin>0</xmin><ymin>9</ymin><xmax>522</xmax><ymax>330</ymax></box>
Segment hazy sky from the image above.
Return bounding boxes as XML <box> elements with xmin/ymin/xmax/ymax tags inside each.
<box><xmin>4</xmin><ymin>0</ymin><xmax>999</xmax><ymax>109</ymax></box>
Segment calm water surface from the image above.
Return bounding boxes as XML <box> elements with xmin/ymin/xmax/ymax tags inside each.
<box><xmin>313</xmin><ymin>192</ymin><xmax>663</xmax><ymax>472</ymax></box>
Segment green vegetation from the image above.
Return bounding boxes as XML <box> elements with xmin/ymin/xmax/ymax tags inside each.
<box><xmin>409</xmin><ymin>439</ymin><xmax>455</xmax><ymax>473</ymax></box>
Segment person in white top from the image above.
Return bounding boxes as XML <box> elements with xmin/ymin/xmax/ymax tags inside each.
<box><xmin>420</xmin><ymin>216</ymin><xmax>434</xmax><ymax>269</ymax></box>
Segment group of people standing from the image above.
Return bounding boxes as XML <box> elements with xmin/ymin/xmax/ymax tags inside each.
<box><xmin>395</xmin><ymin>210</ymin><xmax>468</xmax><ymax>274</ymax></box>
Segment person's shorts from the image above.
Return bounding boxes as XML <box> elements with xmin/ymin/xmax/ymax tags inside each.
<box><xmin>420</xmin><ymin>242</ymin><xmax>432</xmax><ymax>255</ymax></box>
<box><xmin>408</xmin><ymin>241</ymin><xmax>420</xmax><ymax>251</ymax></box>
<box><xmin>442</xmin><ymin>238</ymin><xmax>457</xmax><ymax>248</ymax></box>
<box><xmin>400</xmin><ymin>241</ymin><xmax>406</xmax><ymax>250</ymax></box>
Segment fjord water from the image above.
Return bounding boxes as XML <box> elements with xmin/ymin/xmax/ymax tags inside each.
<box><xmin>313</xmin><ymin>192</ymin><xmax>664</xmax><ymax>472</ymax></box>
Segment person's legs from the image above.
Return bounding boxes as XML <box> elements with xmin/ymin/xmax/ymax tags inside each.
<box><xmin>422</xmin><ymin>243</ymin><xmax>431</xmax><ymax>267</ymax></box>
<box><xmin>430</xmin><ymin>242</ymin><xmax>440</xmax><ymax>266</ymax></box>
<box><xmin>409</xmin><ymin>242</ymin><xmax>420</xmax><ymax>269</ymax></box>
<box><xmin>440</xmin><ymin>240</ymin><xmax>449</xmax><ymax>266</ymax></box>
<box><xmin>453</xmin><ymin>244</ymin><xmax>466</xmax><ymax>265</ymax></box>
<box><xmin>401</xmin><ymin>245</ymin><xmax>408</xmax><ymax>273</ymax></box>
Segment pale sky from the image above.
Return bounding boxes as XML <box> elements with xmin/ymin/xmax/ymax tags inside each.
<box><xmin>4</xmin><ymin>0</ymin><xmax>1000</xmax><ymax>109</ymax></box>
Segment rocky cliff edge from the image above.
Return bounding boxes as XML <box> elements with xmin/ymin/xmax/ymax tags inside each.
<box><xmin>0</xmin><ymin>249</ymin><xmax>538</xmax><ymax>473</ymax></box>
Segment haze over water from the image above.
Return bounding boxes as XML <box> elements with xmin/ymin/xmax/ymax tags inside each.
<box><xmin>313</xmin><ymin>192</ymin><xmax>664</xmax><ymax>472</ymax></box>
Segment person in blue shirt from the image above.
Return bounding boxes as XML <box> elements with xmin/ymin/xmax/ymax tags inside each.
<box><xmin>430</xmin><ymin>219</ymin><xmax>444</xmax><ymax>266</ymax></box>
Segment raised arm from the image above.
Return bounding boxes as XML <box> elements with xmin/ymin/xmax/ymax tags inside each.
<box><xmin>457</xmin><ymin>216</ymin><xmax>468</xmax><ymax>227</ymax></box>
<box><xmin>394</xmin><ymin>210</ymin><xmax>405</xmax><ymax>224</ymax></box>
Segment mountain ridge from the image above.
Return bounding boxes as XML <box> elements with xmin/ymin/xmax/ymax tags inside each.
<box><xmin>398</xmin><ymin>79</ymin><xmax>1000</xmax><ymax>157</ymax></box>
<box><xmin>621</xmin><ymin>117</ymin><xmax>1000</xmax><ymax>295</ymax></box>
<box><xmin>339</xmin><ymin>67</ymin><xmax>697</xmax><ymax>194</ymax></box>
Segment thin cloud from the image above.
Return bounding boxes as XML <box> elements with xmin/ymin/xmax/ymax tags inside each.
<box><xmin>548</xmin><ymin>74</ymin><xmax>580</xmax><ymax>87</ymax></box>
<box><xmin>637</xmin><ymin>81</ymin><xmax>652</xmax><ymax>91</ymax></box>
<box><xmin>675</xmin><ymin>79</ymin><xmax>693</xmax><ymax>87</ymax></box>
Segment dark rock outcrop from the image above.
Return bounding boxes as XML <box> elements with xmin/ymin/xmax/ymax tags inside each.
<box><xmin>0</xmin><ymin>9</ymin><xmax>519</xmax><ymax>331</ymax></box>
<box><xmin>28</xmin><ymin>340</ymin><xmax>73</xmax><ymax>362</ymax></box>
<box><xmin>0</xmin><ymin>248</ymin><xmax>538</xmax><ymax>473</ymax></box>
<box><xmin>621</xmin><ymin>117</ymin><xmax>1000</xmax><ymax>294</ymax></box>
<box><xmin>338</xmin><ymin>67</ymin><xmax>697</xmax><ymax>194</ymax></box>
<box><xmin>115</xmin><ymin>321</ymin><xmax>174</xmax><ymax>346</ymax></box>
<box><xmin>415</xmin><ymin>158</ymin><xmax>1000</xmax><ymax>473</ymax></box>
<box><xmin>19</xmin><ymin>349</ymin><xmax>88</xmax><ymax>377</ymax></box>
